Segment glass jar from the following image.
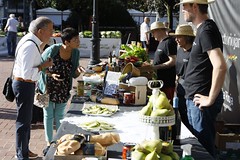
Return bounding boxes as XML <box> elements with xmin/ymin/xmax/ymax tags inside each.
<box><xmin>77</xmin><ymin>80</ymin><xmax>84</xmax><ymax>96</ymax></box>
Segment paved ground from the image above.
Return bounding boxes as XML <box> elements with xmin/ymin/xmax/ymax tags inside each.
<box><xmin>0</xmin><ymin>53</ymin><xmax>108</xmax><ymax>160</ymax></box>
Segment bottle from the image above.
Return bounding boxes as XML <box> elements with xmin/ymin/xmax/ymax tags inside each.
<box><xmin>77</xmin><ymin>80</ymin><xmax>84</xmax><ymax>96</ymax></box>
<box><xmin>172</xmin><ymin>95</ymin><xmax>181</xmax><ymax>144</ymax></box>
<box><xmin>181</xmin><ymin>144</ymin><xmax>194</xmax><ymax>160</ymax></box>
<box><xmin>108</xmin><ymin>52</ymin><xmax>112</xmax><ymax>64</ymax></box>
<box><xmin>112</xmin><ymin>51</ymin><xmax>116</xmax><ymax>63</ymax></box>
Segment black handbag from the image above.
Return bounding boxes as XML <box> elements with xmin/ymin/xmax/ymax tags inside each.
<box><xmin>2</xmin><ymin>39</ymin><xmax>38</xmax><ymax>102</ymax></box>
<box><xmin>2</xmin><ymin>77</ymin><xmax>15</xmax><ymax>102</ymax></box>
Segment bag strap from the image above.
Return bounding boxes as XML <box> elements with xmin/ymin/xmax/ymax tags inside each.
<box><xmin>10</xmin><ymin>39</ymin><xmax>40</xmax><ymax>78</ymax></box>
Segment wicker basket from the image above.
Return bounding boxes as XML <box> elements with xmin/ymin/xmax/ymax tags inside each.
<box><xmin>139</xmin><ymin>114</ymin><xmax>175</xmax><ymax>127</ymax></box>
<box><xmin>122</xmin><ymin>62</ymin><xmax>140</xmax><ymax>77</ymax></box>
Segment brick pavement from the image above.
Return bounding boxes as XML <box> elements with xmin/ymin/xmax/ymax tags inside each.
<box><xmin>0</xmin><ymin>55</ymin><xmax>107</xmax><ymax>160</ymax></box>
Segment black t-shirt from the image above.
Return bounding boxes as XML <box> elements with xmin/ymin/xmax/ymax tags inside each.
<box><xmin>184</xmin><ymin>19</ymin><xmax>223</xmax><ymax>99</ymax></box>
<box><xmin>176</xmin><ymin>47</ymin><xmax>191</xmax><ymax>78</ymax></box>
<box><xmin>153</xmin><ymin>36</ymin><xmax>177</xmax><ymax>88</ymax></box>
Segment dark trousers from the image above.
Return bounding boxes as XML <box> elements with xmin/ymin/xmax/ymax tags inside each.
<box><xmin>176</xmin><ymin>83</ymin><xmax>191</xmax><ymax>131</ymax></box>
<box><xmin>6</xmin><ymin>31</ymin><xmax>17</xmax><ymax>56</ymax></box>
<box><xmin>12</xmin><ymin>80</ymin><xmax>35</xmax><ymax>160</ymax></box>
<box><xmin>186</xmin><ymin>92</ymin><xmax>223</xmax><ymax>158</ymax></box>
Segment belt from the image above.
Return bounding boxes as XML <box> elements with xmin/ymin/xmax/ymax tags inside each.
<box><xmin>14</xmin><ymin>77</ymin><xmax>35</xmax><ymax>83</ymax></box>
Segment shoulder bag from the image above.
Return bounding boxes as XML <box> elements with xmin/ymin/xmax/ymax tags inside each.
<box><xmin>2</xmin><ymin>39</ymin><xmax>41</xmax><ymax>102</ymax></box>
<box><xmin>2</xmin><ymin>76</ymin><xmax>14</xmax><ymax>102</ymax></box>
<box><xmin>34</xmin><ymin>85</ymin><xmax>49</xmax><ymax>108</ymax></box>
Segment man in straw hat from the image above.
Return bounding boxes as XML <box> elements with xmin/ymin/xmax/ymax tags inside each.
<box><xmin>169</xmin><ymin>24</ymin><xmax>195</xmax><ymax>134</ymax></box>
<box><xmin>147</xmin><ymin>21</ymin><xmax>177</xmax><ymax>102</ymax></box>
<box><xmin>176</xmin><ymin>0</ymin><xmax>227</xmax><ymax>158</ymax></box>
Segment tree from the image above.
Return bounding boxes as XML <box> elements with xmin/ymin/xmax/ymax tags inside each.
<box><xmin>145</xmin><ymin>0</ymin><xmax>179</xmax><ymax>30</ymax></box>
<box><xmin>124</xmin><ymin>0</ymin><xmax>179</xmax><ymax>30</ymax></box>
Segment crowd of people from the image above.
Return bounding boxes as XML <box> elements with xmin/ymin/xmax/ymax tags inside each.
<box><xmin>7</xmin><ymin>0</ymin><xmax>226</xmax><ymax>159</ymax></box>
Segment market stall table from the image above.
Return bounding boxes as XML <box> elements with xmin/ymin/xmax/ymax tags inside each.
<box><xmin>45</xmin><ymin>99</ymin><xmax>214</xmax><ymax>160</ymax></box>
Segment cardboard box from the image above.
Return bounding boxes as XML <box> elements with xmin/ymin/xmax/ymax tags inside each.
<box><xmin>119</xmin><ymin>83</ymin><xmax>147</xmax><ymax>105</ymax></box>
<box><xmin>215</xmin><ymin>122</ymin><xmax>240</xmax><ymax>151</ymax></box>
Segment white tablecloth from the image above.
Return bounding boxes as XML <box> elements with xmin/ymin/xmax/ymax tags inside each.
<box><xmin>61</xmin><ymin>111</ymin><xmax>151</xmax><ymax>144</ymax></box>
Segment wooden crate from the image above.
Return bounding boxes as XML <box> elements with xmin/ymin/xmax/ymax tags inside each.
<box><xmin>215</xmin><ymin>122</ymin><xmax>240</xmax><ymax>150</ymax></box>
<box><xmin>54</xmin><ymin>151</ymin><xmax>107</xmax><ymax>160</ymax></box>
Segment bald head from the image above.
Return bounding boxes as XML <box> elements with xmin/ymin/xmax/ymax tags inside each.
<box><xmin>144</xmin><ymin>17</ymin><xmax>150</xmax><ymax>23</ymax></box>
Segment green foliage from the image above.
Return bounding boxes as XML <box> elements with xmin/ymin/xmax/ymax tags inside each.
<box><xmin>120</xmin><ymin>44</ymin><xmax>149</xmax><ymax>62</ymax></box>
<box><xmin>36</xmin><ymin>0</ymin><xmax>57</xmax><ymax>8</ymax></box>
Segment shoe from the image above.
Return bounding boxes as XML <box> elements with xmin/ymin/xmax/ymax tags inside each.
<box><xmin>43</xmin><ymin>146</ymin><xmax>50</xmax><ymax>156</ymax></box>
<box><xmin>28</xmin><ymin>150</ymin><xmax>38</xmax><ymax>159</ymax></box>
<box><xmin>14</xmin><ymin>151</ymin><xmax>38</xmax><ymax>159</ymax></box>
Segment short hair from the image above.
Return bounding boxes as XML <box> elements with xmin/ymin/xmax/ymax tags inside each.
<box><xmin>198</xmin><ymin>4</ymin><xmax>208</xmax><ymax>14</ymax></box>
<box><xmin>190</xmin><ymin>3</ymin><xmax>208</xmax><ymax>14</ymax></box>
<box><xmin>144</xmin><ymin>17</ymin><xmax>150</xmax><ymax>22</ymax></box>
<box><xmin>28</xmin><ymin>17</ymin><xmax>53</xmax><ymax>33</ymax></box>
<box><xmin>61</xmin><ymin>27</ymin><xmax>79</xmax><ymax>44</ymax></box>
<box><xmin>9</xmin><ymin>14</ymin><xmax>15</xmax><ymax>18</ymax></box>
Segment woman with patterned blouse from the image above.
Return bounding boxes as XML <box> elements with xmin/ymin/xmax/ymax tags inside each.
<box><xmin>38</xmin><ymin>27</ymin><xmax>84</xmax><ymax>155</ymax></box>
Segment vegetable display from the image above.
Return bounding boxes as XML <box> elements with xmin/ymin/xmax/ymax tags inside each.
<box><xmin>120</xmin><ymin>44</ymin><xmax>149</xmax><ymax>64</ymax></box>
<box><xmin>79</xmin><ymin>30</ymin><xmax>121</xmax><ymax>38</ymax></box>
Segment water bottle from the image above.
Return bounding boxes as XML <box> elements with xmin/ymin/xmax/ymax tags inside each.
<box><xmin>172</xmin><ymin>96</ymin><xmax>181</xmax><ymax>144</ymax></box>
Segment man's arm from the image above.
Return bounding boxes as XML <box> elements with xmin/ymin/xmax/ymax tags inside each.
<box><xmin>153</xmin><ymin>55</ymin><xmax>176</xmax><ymax>70</ymax></box>
<box><xmin>207</xmin><ymin>48</ymin><xmax>227</xmax><ymax>103</ymax></box>
<box><xmin>194</xmin><ymin>48</ymin><xmax>227</xmax><ymax>107</ymax></box>
<box><xmin>4</xmin><ymin>19</ymin><xmax>10</xmax><ymax>32</ymax></box>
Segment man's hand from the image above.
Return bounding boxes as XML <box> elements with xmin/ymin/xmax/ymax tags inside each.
<box><xmin>193</xmin><ymin>94</ymin><xmax>214</xmax><ymax>110</ymax></box>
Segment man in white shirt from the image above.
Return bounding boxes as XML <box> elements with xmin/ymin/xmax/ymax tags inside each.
<box><xmin>140</xmin><ymin>17</ymin><xmax>150</xmax><ymax>53</ymax></box>
<box><xmin>12</xmin><ymin>17</ymin><xmax>53</xmax><ymax>160</ymax></box>
<box><xmin>4</xmin><ymin>14</ymin><xmax>19</xmax><ymax>57</ymax></box>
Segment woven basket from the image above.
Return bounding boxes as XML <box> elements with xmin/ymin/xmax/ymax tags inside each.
<box><xmin>122</xmin><ymin>62</ymin><xmax>140</xmax><ymax>77</ymax></box>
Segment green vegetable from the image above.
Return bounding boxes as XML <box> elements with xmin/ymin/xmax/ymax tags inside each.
<box><xmin>120</xmin><ymin>44</ymin><xmax>149</xmax><ymax>62</ymax></box>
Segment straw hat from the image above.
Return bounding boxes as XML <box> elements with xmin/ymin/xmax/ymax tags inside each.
<box><xmin>176</xmin><ymin>0</ymin><xmax>215</xmax><ymax>5</ymax></box>
<box><xmin>169</xmin><ymin>24</ymin><xmax>195</xmax><ymax>37</ymax></box>
<box><xmin>146</xmin><ymin>21</ymin><xmax>170</xmax><ymax>33</ymax></box>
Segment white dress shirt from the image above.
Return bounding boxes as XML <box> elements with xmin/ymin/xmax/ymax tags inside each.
<box><xmin>140</xmin><ymin>22</ymin><xmax>150</xmax><ymax>42</ymax></box>
<box><xmin>5</xmin><ymin>17</ymin><xmax>19</xmax><ymax>32</ymax></box>
<box><xmin>13</xmin><ymin>32</ymin><xmax>43</xmax><ymax>81</ymax></box>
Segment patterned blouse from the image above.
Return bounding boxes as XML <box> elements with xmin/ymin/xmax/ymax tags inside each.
<box><xmin>47</xmin><ymin>52</ymin><xmax>73</xmax><ymax>103</ymax></box>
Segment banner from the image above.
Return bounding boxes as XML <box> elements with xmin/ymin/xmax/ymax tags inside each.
<box><xmin>209</xmin><ymin>0</ymin><xmax>240</xmax><ymax>123</ymax></box>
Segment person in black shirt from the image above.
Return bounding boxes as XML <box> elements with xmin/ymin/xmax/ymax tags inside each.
<box><xmin>169</xmin><ymin>24</ymin><xmax>195</xmax><ymax>131</ymax></box>
<box><xmin>177</xmin><ymin>0</ymin><xmax>227</xmax><ymax>158</ymax></box>
<box><xmin>147</xmin><ymin>21</ymin><xmax>177</xmax><ymax>102</ymax></box>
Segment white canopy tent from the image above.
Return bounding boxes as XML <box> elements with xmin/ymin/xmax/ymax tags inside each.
<box><xmin>36</xmin><ymin>7</ymin><xmax>71</xmax><ymax>27</ymax></box>
<box><xmin>128</xmin><ymin>9</ymin><xmax>177</xmax><ymax>29</ymax></box>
